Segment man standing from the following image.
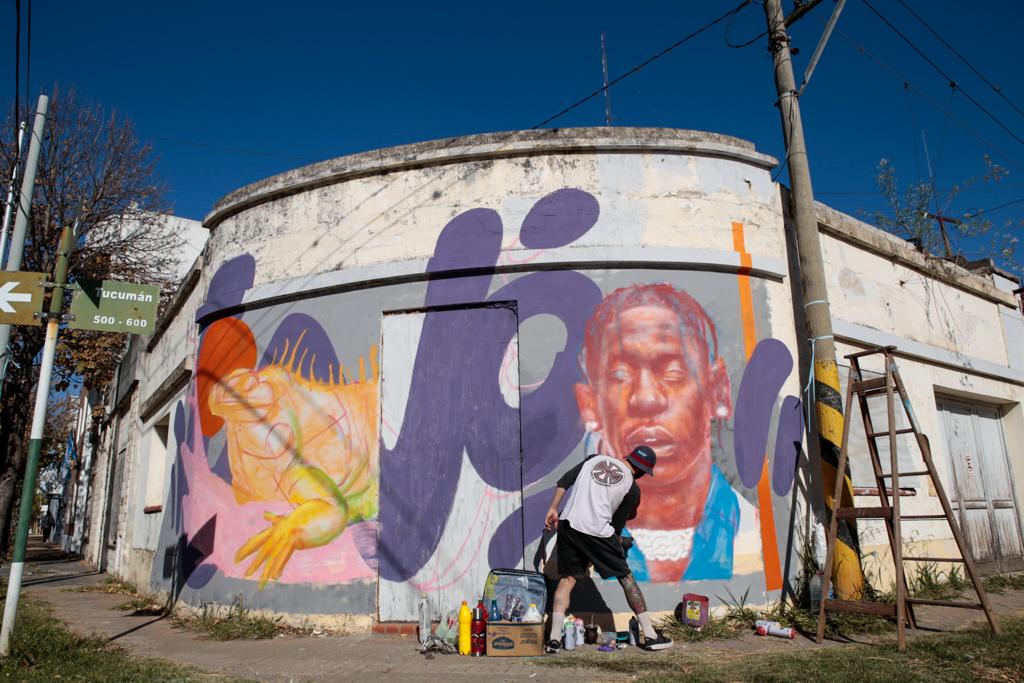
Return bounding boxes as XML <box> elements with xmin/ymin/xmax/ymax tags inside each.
<box><xmin>543</xmin><ymin>445</ymin><xmax>672</xmax><ymax>653</ymax></box>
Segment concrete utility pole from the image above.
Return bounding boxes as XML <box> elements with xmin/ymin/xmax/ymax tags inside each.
<box><xmin>0</xmin><ymin>95</ymin><xmax>48</xmax><ymax>391</ymax></box>
<box><xmin>0</xmin><ymin>122</ymin><xmax>28</xmax><ymax>267</ymax></box>
<box><xmin>763</xmin><ymin>0</ymin><xmax>865</xmax><ymax>599</ymax></box>
<box><xmin>0</xmin><ymin>222</ymin><xmax>75</xmax><ymax>656</ymax></box>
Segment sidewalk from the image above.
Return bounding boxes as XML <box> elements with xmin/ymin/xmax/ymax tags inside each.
<box><xmin>8</xmin><ymin>539</ymin><xmax>1024</xmax><ymax>682</ymax></box>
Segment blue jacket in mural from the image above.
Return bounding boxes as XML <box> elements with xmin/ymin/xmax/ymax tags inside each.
<box><xmin>624</xmin><ymin>465</ymin><xmax>740</xmax><ymax>581</ymax></box>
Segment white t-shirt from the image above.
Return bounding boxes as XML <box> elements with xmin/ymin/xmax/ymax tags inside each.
<box><xmin>559</xmin><ymin>454</ymin><xmax>635</xmax><ymax>538</ymax></box>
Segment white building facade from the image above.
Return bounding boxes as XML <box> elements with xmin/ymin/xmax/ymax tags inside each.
<box><xmin>72</xmin><ymin>129</ymin><xmax>1022</xmax><ymax>627</ymax></box>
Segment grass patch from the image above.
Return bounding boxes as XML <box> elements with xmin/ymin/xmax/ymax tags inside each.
<box><xmin>72</xmin><ymin>575</ymin><xmax>141</xmax><ymax>596</ymax></box>
<box><xmin>172</xmin><ymin>595</ymin><xmax>308</xmax><ymax>641</ymax></box>
<box><xmin>545</xmin><ymin>616</ymin><xmax>1024</xmax><ymax>682</ymax></box>
<box><xmin>115</xmin><ymin>594</ymin><xmax>168</xmax><ymax>614</ymax></box>
<box><xmin>0</xmin><ymin>593</ymin><xmax>229</xmax><ymax>682</ymax></box>
<box><xmin>984</xmin><ymin>572</ymin><xmax>1024</xmax><ymax>593</ymax></box>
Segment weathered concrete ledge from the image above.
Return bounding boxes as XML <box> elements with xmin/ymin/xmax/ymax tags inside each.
<box><xmin>814</xmin><ymin>201</ymin><xmax>1017</xmax><ymax>308</ymax></box>
<box><xmin>203</xmin><ymin>127</ymin><xmax>778</xmax><ymax>230</ymax></box>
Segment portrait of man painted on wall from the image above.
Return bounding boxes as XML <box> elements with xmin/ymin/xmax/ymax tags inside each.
<box><xmin>574</xmin><ymin>283</ymin><xmax>742</xmax><ymax>583</ymax></box>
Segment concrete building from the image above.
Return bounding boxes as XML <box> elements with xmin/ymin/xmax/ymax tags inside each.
<box><xmin>75</xmin><ymin>129</ymin><xmax>1023</xmax><ymax>629</ymax></box>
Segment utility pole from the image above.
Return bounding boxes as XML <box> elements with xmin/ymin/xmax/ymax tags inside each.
<box><xmin>0</xmin><ymin>94</ymin><xmax>48</xmax><ymax>392</ymax></box>
<box><xmin>0</xmin><ymin>222</ymin><xmax>75</xmax><ymax>656</ymax></box>
<box><xmin>763</xmin><ymin>0</ymin><xmax>865</xmax><ymax>599</ymax></box>
<box><xmin>0</xmin><ymin>121</ymin><xmax>28</xmax><ymax>267</ymax></box>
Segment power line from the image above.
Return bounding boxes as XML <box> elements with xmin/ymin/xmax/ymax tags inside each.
<box><xmin>13</xmin><ymin>0</ymin><xmax>19</xmax><ymax>122</ymax></box>
<box><xmin>894</xmin><ymin>0</ymin><xmax>1024</xmax><ymax>121</ymax></box>
<box><xmin>147</xmin><ymin>135</ymin><xmax>316</xmax><ymax>163</ymax></box>
<box><xmin>860</xmin><ymin>0</ymin><xmax>1024</xmax><ymax>147</ymax></box>
<box><xmin>964</xmin><ymin>196</ymin><xmax>1024</xmax><ymax>219</ymax></box>
<box><xmin>815</xmin><ymin>10</ymin><xmax>1024</xmax><ymax>174</ymax></box>
<box><xmin>531</xmin><ymin>0</ymin><xmax>751</xmax><ymax>129</ymax></box>
<box><xmin>818</xmin><ymin>184</ymin><xmax>1024</xmax><ymax>196</ymax></box>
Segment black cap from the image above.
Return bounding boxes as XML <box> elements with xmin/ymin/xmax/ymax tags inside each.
<box><xmin>626</xmin><ymin>445</ymin><xmax>656</xmax><ymax>477</ymax></box>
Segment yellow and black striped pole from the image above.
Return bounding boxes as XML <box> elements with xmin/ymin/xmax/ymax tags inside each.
<box><xmin>813</xmin><ymin>359</ymin><xmax>864</xmax><ymax>599</ymax></box>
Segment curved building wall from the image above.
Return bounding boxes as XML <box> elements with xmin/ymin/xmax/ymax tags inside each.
<box><xmin>147</xmin><ymin>129</ymin><xmax>807</xmax><ymax>624</ymax></box>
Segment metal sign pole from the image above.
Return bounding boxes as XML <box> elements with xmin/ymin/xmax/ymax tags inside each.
<box><xmin>0</xmin><ymin>95</ymin><xmax>48</xmax><ymax>396</ymax></box>
<box><xmin>0</xmin><ymin>222</ymin><xmax>74</xmax><ymax>656</ymax></box>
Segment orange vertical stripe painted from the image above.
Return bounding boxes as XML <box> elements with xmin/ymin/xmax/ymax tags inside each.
<box><xmin>731</xmin><ymin>221</ymin><xmax>783</xmax><ymax>592</ymax></box>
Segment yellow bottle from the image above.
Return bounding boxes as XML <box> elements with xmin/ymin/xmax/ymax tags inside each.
<box><xmin>458</xmin><ymin>600</ymin><xmax>472</xmax><ymax>655</ymax></box>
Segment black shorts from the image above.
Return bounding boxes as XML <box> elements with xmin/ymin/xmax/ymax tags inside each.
<box><xmin>556</xmin><ymin>520</ymin><xmax>630</xmax><ymax>580</ymax></box>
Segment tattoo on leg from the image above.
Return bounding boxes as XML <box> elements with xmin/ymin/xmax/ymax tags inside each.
<box><xmin>618</xmin><ymin>574</ymin><xmax>647</xmax><ymax>614</ymax></box>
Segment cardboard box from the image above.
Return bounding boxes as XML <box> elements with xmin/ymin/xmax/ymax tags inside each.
<box><xmin>485</xmin><ymin>622</ymin><xmax>545</xmax><ymax>656</ymax></box>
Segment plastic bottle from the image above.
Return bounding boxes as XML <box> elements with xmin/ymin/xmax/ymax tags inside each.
<box><xmin>562</xmin><ymin>617</ymin><xmax>576</xmax><ymax>650</ymax></box>
<box><xmin>524</xmin><ymin>603</ymin><xmax>542</xmax><ymax>623</ymax></box>
<box><xmin>458</xmin><ymin>600</ymin><xmax>472</xmax><ymax>655</ymax></box>
<box><xmin>417</xmin><ymin>593</ymin><xmax>430</xmax><ymax>645</ymax></box>
<box><xmin>488</xmin><ymin>599</ymin><xmax>500</xmax><ymax>622</ymax></box>
<box><xmin>809</xmin><ymin>571</ymin><xmax>824</xmax><ymax>612</ymax></box>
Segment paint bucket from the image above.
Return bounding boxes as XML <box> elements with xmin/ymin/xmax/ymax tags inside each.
<box><xmin>682</xmin><ymin>593</ymin><xmax>709</xmax><ymax>629</ymax></box>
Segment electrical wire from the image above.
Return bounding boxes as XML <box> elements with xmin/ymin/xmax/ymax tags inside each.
<box><xmin>894</xmin><ymin>0</ymin><xmax>1024</xmax><ymax>121</ymax></box>
<box><xmin>14</xmin><ymin>0</ymin><xmax>20</xmax><ymax>122</ymax></box>
<box><xmin>25</xmin><ymin>0</ymin><xmax>30</xmax><ymax>109</ymax></box>
<box><xmin>904</xmin><ymin>82</ymin><xmax>923</xmax><ymax>181</ymax></box>
<box><xmin>964</xmin><ymin>196</ymin><xmax>1024</xmax><ymax>219</ymax></box>
<box><xmin>147</xmin><ymin>134</ymin><xmax>316</xmax><ymax>163</ymax></box>
<box><xmin>814</xmin><ymin>10</ymin><xmax>1024</xmax><ymax>174</ymax></box>
<box><xmin>531</xmin><ymin>0</ymin><xmax>751</xmax><ymax>130</ymax></box>
<box><xmin>860</xmin><ymin>0</ymin><xmax>1024</xmax><ymax>147</ymax></box>
<box><xmin>724</xmin><ymin>1</ymin><xmax>767</xmax><ymax>49</ymax></box>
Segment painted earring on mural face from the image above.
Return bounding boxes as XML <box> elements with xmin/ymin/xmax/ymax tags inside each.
<box><xmin>585</xmin><ymin>421</ymin><xmax>598</xmax><ymax>432</ymax></box>
<box><xmin>715</xmin><ymin>405</ymin><xmax>728</xmax><ymax>418</ymax></box>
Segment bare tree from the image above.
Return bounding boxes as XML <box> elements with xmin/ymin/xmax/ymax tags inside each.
<box><xmin>872</xmin><ymin>157</ymin><xmax>1021</xmax><ymax>277</ymax></box>
<box><xmin>0</xmin><ymin>88</ymin><xmax>184</xmax><ymax>553</ymax></box>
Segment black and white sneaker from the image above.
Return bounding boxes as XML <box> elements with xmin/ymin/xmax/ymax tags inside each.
<box><xmin>639</xmin><ymin>629</ymin><xmax>673</xmax><ymax>651</ymax></box>
<box><xmin>545</xmin><ymin>639</ymin><xmax>562</xmax><ymax>654</ymax></box>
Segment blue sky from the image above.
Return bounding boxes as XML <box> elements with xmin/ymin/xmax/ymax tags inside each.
<box><xmin>5</xmin><ymin>1</ymin><xmax>1023</xmax><ymax>270</ymax></box>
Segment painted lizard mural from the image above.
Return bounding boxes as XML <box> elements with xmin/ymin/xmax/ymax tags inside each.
<box><xmin>207</xmin><ymin>333</ymin><xmax>379</xmax><ymax>587</ymax></box>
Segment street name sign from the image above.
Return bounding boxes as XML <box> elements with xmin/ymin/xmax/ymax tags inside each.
<box><xmin>69</xmin><ymin>279</ymin><xmax>160</xmax><ymax>334</ymax></box>
<box><xmin>0</xmin><ymin>271</ymin><xmax>45</xmax><ymax>326</ymax></box>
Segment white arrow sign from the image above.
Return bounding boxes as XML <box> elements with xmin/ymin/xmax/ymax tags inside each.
<box><xmin>0</xmin><ymin>281</ymin><xmax>34</xmax><ymax>313</ymax></box>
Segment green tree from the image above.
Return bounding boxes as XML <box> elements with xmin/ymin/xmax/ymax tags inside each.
<box><xmin>0</xmin><ymin>89</ymin><xmax>183</xmax><ymax>553</ymax></box>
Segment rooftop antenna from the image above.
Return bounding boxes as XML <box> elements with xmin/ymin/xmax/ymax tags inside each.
<box><xmin>601</xmin><ymin>32</ymin><xmax>612</xmax><ymax>126</ymax></box>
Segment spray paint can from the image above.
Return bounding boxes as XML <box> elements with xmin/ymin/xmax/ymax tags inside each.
<box><xmin>756</xmin><ymin>623</ymin><xmax>795</xmax><ymax>639</ymax></box>
<box><xmin>575</xmin><ymin>617</ymin><xmax>585</xmax><ymax>647</ymax></box>
<box><xmin>563</xmin><ymin>618</ymin><xmax>576</xmax><ymax>650</ymax></box>
<box><xmin>754</xmin><ymin>619</ymin><xmax>781</xmax><ymax>630</ymax></box>
<box><xmin>628</xmin><ymin>616</ymin><xmax>639</xmax><ymax>646</ymax></box>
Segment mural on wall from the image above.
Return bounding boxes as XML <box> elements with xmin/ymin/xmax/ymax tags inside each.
<box><xmin>160</xmin><ymin>187</ymin><xmax>804</xmax><ymax>615</ymax></box>
<box><xmin>574</xmin><ymin>283</ymin><xmax>739</xmax><ymax>582</ymax></box>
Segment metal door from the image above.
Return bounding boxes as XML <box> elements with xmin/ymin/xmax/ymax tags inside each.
<box><xmin>378</xmin><ymin>303</ymin><xmax>523</xmax><ymax>621</ymax></box>
<box><xmin>938</xmin><ymin>399</ymin><xmax>1024</xmax><ymax>573</ymax></box>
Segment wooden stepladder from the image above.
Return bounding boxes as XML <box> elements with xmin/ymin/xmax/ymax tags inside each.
<box><xmin>816</xmin><ymin>346</ymin><xmax>1000</xmax><ymax>651</ymax></box>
